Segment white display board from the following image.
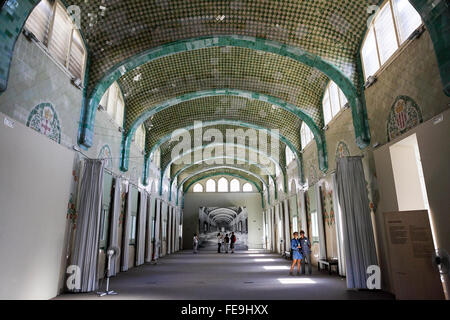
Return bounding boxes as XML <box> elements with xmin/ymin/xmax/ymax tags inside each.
<box><xmin>383</xmin><ymin>210</ymin><xmax>444</xmax><ymax>299</ymax></box>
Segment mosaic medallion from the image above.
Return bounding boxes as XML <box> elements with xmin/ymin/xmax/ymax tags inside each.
<box><xmin>387</xmin><ymin>96</ymin><xmax>423</xmax><ymax>142</ymax></box>
<box><xmin>26</xmin><ymin>103</ymin><xmax>61</xmax><ymax>143</ymax></box>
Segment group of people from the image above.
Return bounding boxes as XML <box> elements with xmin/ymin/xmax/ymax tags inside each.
<box><xmin>217</xmin><ymin>232</ymin><xmax>237</xmax><ymax>253</ymax></box>
<box><xmin>289</xmin><ymin>230</ymin><xmax>312</xmax><ymax>276</ymax></box>
<box><xmin>191</xmin><ymin>232</ymin><xmax>237</xmax><ymax>254</ymax></box>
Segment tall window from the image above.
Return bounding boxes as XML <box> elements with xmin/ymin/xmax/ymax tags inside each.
<box><xmin>151</xmin><ymin>148</ymin><xmax>161</xmax><ymax>169</ymax></box>
<box><xmin>193</xmin><ymin>183</ymin><xmax>203</xmax><ymax>193</ymax></box>
<box><xmin>134</xmin><ymin>124</ymin><xmax>146</xmax><ymax>151</ymax></box>
<box><xmin>285</xmin><ymin>146</ymin><xmax>295</xmax><ymax>166</ymax></box>
<box><xmin>100</xmin><ymin>81</ymin><xmax>125</xmax><ymax>128</ymax></box>
<box><xmin>243</xmin><ymin>183</ymin><xmax>253</xmax><ymax>192</ymax></box>
<box><xmin>24</xmin><ymin>0</ymin><xmax>86</xmax><ymax>82</ymax></box>
<box><xmin>206</xmin><ymin>179</ymin><xmax>216</xmax><ymax>192</ymax></box>
<box><xmin>230</xmin><ymin>179</ymin><xmax>240</xmax><ymax>192</ymax></box>
<box><xmin>361</xmin><ymin>0</ymin><xmax>422</xmax><ymax>81</ymax></box>
<box><xmin>323</xmin><ymin>80</ymin><xmax>348</xmax><ymax>126</ymax></box>
<box><xmin>300</xmin><ymin>123</ymin><xmax>314</xmax><ymax>149</ymax></box>
<box><xmin>217</xmin><ymin>177</ymin><xmax>229</xmax><ymax>192</ymax></box>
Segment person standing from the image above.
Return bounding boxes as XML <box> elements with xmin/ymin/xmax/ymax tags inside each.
<box><xmin>217</xmin><ymin>233</ymin><xmax>222</xmax><ymax>253</ymax></box>
<box><xmin>290</xmin><ymin>232</ymin><xmax>303</xmax><ymax>276</ymax></box>
<box><xmin>193</xmin><ymin>233</ymin><xmax>199</xmax><ymax>254</ymax></box>
<box><xmin>224</xmin><ymin>234</ymin><xmax>230</xmax><ymax>253</ymax></box>
<box><xmin>230</xmin><ymin>232</ymin><xmax>237</xmax><ymax>253</ymax></box>
<box><xmin>299</xmin><ymin>230</ymin><xmax>312</xmax><ymax>275</ymax></box>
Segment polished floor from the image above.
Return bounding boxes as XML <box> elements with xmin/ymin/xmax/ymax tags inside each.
<box><xmin>56</xmin><ymin>250</ymin><xmax>394</xmax><ymax>300</ymax></box>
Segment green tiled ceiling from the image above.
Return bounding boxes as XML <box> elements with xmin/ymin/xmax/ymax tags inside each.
<box><xmin>69</xmin><ymin>0</ymin><xmax>370</xmax><ymax>97</ymax></box>
<box><xmin>178</xmin><ymin>162</ymin><xmax>271</xmax><ymax>186</ymax></box>
<box><xmin>158</xmin><ymin>123</ymin><xmax>288</xmax><ymax>176</ymax></box>
<box><xmin>119</xmin><ymin>46</ymin><xmax>329</xmax><ymax>133</ymax></box>
<box><xmin>182</xmin><ymin>169</ymin><xmax>264</xmax><ymax>193</ymax></box>
<box><xmin>144</xmin><ymin>94</ymin><xmax>300</xmax><ymax>156</ymax></box>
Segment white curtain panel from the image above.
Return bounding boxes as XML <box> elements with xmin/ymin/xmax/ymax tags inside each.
<box><xmin>121</xmin><ymin>187</ymin><xmax>132</xmax><ymax>272</ymax></box>
<box><xmin>299</xmin><ymin>191</ymin><xmax>308</xmax><ymax>233</ymax></box>
<box><xmin>153</xmin><ymin>199</ymin><xmax>161</xmax><ymax>260</ymax></box>
<box><xmin>332</xmin><ymin>173</ymin><xmax>347</xmax><ymax>277</ymax></box>
<box><xmin>283</xmin><ymin>200</ymin><xmax>290</xmax><ymax>247</ymax></box>
<box><xmin>136</xmin><ymin>191</ymin><xmax>148</xmax><ymax>266</ymax></box>
<box><xmin>108</xmin><ymin>177</ymin><xmax>121</xmax><ymax>276</ymax></box>
<box><xmin>167</xmin><ymin>206</ymin><xmax>172</xmax><ymax>254</ymax></box>
<box><xmin>336</xmin><ymin>157</ymin><xmax>378</xmax><ymax>289</ymax></box>
<box><xmin>70</xmin><ymin>159</ymin><xmax>104</xmax><ymax>292</ymax></box>
<box><xmin>315</xmin><ymin>184</ymin><xmax>327</xmax><ymax>259</ymax></box>
<box><xmin>145</xmin><ymin>194</ymin><xmax>153</xmax><ymax>263</ymax></box>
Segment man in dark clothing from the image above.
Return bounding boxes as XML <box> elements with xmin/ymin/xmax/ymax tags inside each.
<box><xmin>230</xmin><ymin>232</ymin><xmax>237</xmax><ymax>253</ymax></box>
<box><xmin>224</xmin><ymin>234</ymin><xmax>230</xmax><ymax>253</ymax></box>
<box><xmin>299</xmin><ymin>230</ymin><xmax>312</xmax><ymax>275</ymax></box>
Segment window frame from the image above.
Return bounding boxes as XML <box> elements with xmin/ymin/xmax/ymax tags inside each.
<box><xmin>24</xmin><ymin>0</ymin><xmax>87</xmax><ymax>84</ymax></box>
<box><xmin>361</xmin><ymin>0</ymin><xmax>423</xmax><ymax>81</ymax></box>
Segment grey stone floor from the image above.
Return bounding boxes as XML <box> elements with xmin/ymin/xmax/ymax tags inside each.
<box><xmin>56</xmin><ymin>250</ymin><xmax>395</xmax><ymax>300</ymax></box>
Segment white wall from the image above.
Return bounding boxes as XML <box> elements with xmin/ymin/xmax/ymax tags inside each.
<box><xmin>183</xmin><ymin>192</ymin><xmax>264</xmax><ymax>249</ymax></box>
<box><xmin>0</xmin><ymin>113</ymin><xmax>74</xmax><ymax>299</ymax></box>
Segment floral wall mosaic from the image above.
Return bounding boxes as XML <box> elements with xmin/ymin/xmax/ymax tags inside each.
<box><xmin>26</xmin><ymin>103</ymin><xmax>61</xmax><ymax>143</ymax></box>
<box><xmin>387</xmin><ymin>96</ymin><xmax>423</xmax><ymax>142</ymax></box>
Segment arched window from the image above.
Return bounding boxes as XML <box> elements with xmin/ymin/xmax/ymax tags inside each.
<box><xmin>99</xmin><ymin>81</ymin><xmax>125</xmax><ymax>128</ymax></box>
<box><xmin>361</xmin><ymin>0</ymin><xmax>422</xmax><ymax>81</ymax></box>
<box><xmin>24</xmin><ymin>0</ymin><xmax>86</xmax><ymax>82</ymax></box>
<box><xmin>323</xmin><ymin>81</ymin><xmax>348</xmax><ymax>126</ymax></box>
<box><xmin>151</xmin><ymin>148</ymin><xmax>161</xmax><ymax>169</ymax></box>
<box><xmin>206</xmin><ymin>179</ymin><xmax>216</xmax><ymax>192</ymax></box>
<box><xmin>285</xmin><ymin>146</ymin><xmax>295</xmax><ymax>166</ymax></box>
<box><xmin>193</xmin><ymin>183</ymin><xmax>203</xmax><ymax>193</ymax></box>
<box><xmin>217</xmin><ymin>177</ymin><xmax>229</xmax><ymax>192</ymax></box>
<box><xmin>230</xmin><ymin>179</ymin><xmax>240</xmax><ymax>192</ymax></box>
<box><xmin>134</xmin><ymin>124</ymin><xmax>146</xmax><ymax>151</ymax></box>
<box><xmin>243</xmin><ymin>183</ymin><xmax>253</xmax><ymax>192</ymax></box>
<box><xmin>300</xmin><ymin>123</ymin><xmax>314</xmax><ymax>149</ymax></box>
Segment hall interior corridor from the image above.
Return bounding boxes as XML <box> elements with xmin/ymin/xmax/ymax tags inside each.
<box><xmin>0</xmin><ymin>0</ymin><xmax>448</xmax><ymax>301</ymax></box>
<box><xmin>56</xmin><ymin>250</ymin><xmax>393</xmax><ymax>300</ymax></box>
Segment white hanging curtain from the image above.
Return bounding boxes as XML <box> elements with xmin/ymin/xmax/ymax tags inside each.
<box><xmin>153</xmin><ymin>199</ymin><xmax>161</xmax><ymax>260</ymax></box>
<box><xmin>283</xmin><ymin>200</ymin><xmax>291</xmax><ymax>247</ymax></box>
<box><xmin>315</xmin><ymin>184</ymin><xmax>327</xmax><ymax>259</ymax></box>
<box><xmin>108</xmin><ymin>177</ymin><xmax>121</xmax><ymax>276</ymax></box>
<box><xmin>70</xmin><ymin>159</ymin><xmax>104</xmax><ymax>292</ymax></box>
<box><xmin>332</xmin><ymin>173</ymin><xmax>346</xmax><ymax>276</ymax></box>
<box><xmin>336</xmin><ymin>157</ymin><xmax>378</xmax><ymax>289</ymax></box>
<box><xmin>299</xmin><ymin>190</ymin><xmax>308</xmax><ymax>233</ymax></box>
<box><xmin>121</xmin><ymin>187</ymin><xmax>132</xmax><ymax>272</ymax></box>
<box><xmin>145</xmin><ymin>194</ymin><xmax>153</xmax><ymax>263</ymax></box>
<box><xmin>136</xmin><ymin>191</ymin><xmax>148</xmax><ymax>266</ymax></box>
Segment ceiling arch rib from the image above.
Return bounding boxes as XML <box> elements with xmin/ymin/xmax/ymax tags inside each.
<box><xmin>121</xmin><ymin>90</ymin><xmax>326</xmax><ymax>174</ymax></box>
<box><xmin>141</xmin><ymin>119</ymin><xmax>298</xmax><ymax>187</ymax></box>
<box><xmin>169</xmin><ymin>156</ymin><xmax>278</xmax><ymax>202</ymax></box>
<box><xmin>179</xmin><ymin>169</ymin><xmax>267</xmax><ymax>207</ymax></box>
<box><xmin>79</xmin><ymin>35</ymin><xmax>368</xmax><ymax>151</ymax></box>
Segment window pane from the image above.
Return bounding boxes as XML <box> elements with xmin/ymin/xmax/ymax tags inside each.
<box><xmin>206</xmin><ymin>179</ymin><xmax>216</xmax><ymax>192</ymax></box>
<box><xmin>374</xmin><ymin>3</ymin><xmax>399</xmax><ymax>64</ymax></box>
<box><xmin>243</xmin><ymin>183</ymin><xmax>253</xmax><ymax>192</ymax></box>
<box><xmin>116</xmin><ymin>96</ymin><xmax>124</xmax><ymax>127</ymax></box>
<box><xmin>323</xmin><ymin>89</ymin><xmax>332</xmax><ymax>125</ymax></box>
<box><xmin>361</xmin><ymin>27</ymin><xmax>380</xmax><ymax>80</ymax></box>
<box><xmin>25</xmin><ymin>0</ymin><xmax>52</xmax><ymax>44</ymax></box>
<box><xmin>329</xmin><ymin>81</ymin><xmax>341</xmax><ymax>117</ymax></box>
<box><xmin>339</xmin><ymin>87</ymin><xmax>348</xmax><ymax>108</ymax></box>
<box><xmin>48</xmin><ymin>4</ymin><xmax>72</xmax><ymax>66</ymax></box>
<box><xmin>68</xmin><ymin>30</ymin><xmax>85</xmax><ymax>80</ymax></box>
<box><xmin>393</xmin><ymin>0</ymin><xmax>422</xmax><ymax>44</ymax></box>
<box><xmin>230</xmin><ymin>179</ymin><xmax>240</xmax><ymax>192</ymax></box>
<box><xmin>193</xmin><ymin>184</ymin><xmax>203</xmax><ymax>192</ymax></box>
<box><xmin>107</xmin><ymin>83</ymin><xmax>118</xmax><ymax>118</ymax></box>
<box><xmin>218</xmin><ymin>177</ymin><xmax>228</xmax><ymax>192</ymax></box>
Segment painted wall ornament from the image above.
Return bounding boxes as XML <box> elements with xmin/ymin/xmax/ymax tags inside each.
<box><xmin>98</xmin><ymin>144</ymin><xmax>113</xmax><ymax>169</ymax></box>
<box><xmin>387</xmin><ymin>96</ymin><xmax>423</xmax><ymax>141</ymax></box>
<box><xmin>335</xmin><ymin>141</ymin><xmax>350</xmax><ymax>159</ymax></box>
<box><xmin>27</xmin><ymin>103</ymin><xmax>61</xmax><ymax>143</ymax></box>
